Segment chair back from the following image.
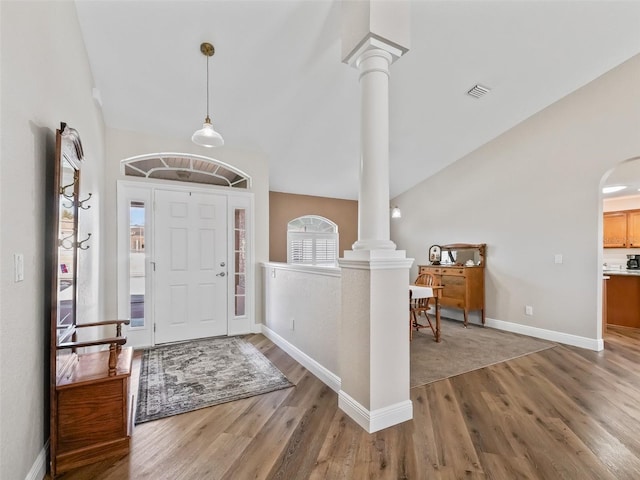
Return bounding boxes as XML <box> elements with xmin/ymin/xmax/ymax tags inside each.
<box><xmin>414</xmin><ymin>273</ymin><xmax>437</xmax><ymax>286</ymax></box>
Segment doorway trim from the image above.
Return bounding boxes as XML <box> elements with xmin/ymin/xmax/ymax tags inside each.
<box><xmin>116</xmin><ymin>179</ymin><xmax>255</xmax><ymax>348</ymax></box>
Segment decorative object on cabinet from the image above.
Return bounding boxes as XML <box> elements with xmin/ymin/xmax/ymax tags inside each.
<box><xmin>419</xmin><ymin>243</ymin><xmax>486</xmax><ymax>326</ymax></box>
<box><xmin>47</xmin><ymin>123</ymin><xmax>133</xmax><ymax>477</ymax></box>
<box><xmin>428</xmin><ymin>244</ymin><xmax>442</xmax><ymax>265</ymax></box>
<box><xmin>603</xmin><ymin>209</ymin><xmax>640</xmax><ymax>248</ymax></box>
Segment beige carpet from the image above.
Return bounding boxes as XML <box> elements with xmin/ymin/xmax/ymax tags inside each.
<box><xmin>410</xmin><ymin>318</ymin><xmax>556</xmax><ymax>388</ymax></box>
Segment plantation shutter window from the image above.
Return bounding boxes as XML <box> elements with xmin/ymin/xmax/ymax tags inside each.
<box><xmin>287</xmin><ymin>216</ymin><xmax>339</xmax><ymax>266</ymax></box>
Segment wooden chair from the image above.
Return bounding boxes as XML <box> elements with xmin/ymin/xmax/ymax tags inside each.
<box><xmin>410</xmin><ymin>273</ymin><xmax>438</xmax><ymax>338</ymax></box>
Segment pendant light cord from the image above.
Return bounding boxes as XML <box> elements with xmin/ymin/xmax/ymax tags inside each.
<box><xmin>207</xmin><ymin>55</ymin><xmax>211</xmax><ymax>121</ymax></box>
<box><xmin>205</xmin><ymin>54</ymin><xmax>210</xmax><ymax>122</ymax></box>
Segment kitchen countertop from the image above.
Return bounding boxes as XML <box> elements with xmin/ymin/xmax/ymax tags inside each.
<box><xmin>603</xmin><ymin>269</ymin><xmax>640</xmax><ymax>276</ymax></box>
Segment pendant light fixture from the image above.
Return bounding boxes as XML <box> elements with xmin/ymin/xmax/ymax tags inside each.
<box><xmin>192</xmin><ymin>42</ymin><xmax>224</xmax><ymax>147</ymax></box>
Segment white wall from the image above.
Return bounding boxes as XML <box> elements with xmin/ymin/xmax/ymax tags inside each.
<box><xmin>262</xmin><ymin>263</ymin><xmax>340</xmax><ymax>387</ymax></box>
<box><xmin>391</xmin><ymin>54</ymin><xmax>640</xmax><ymax>343</ymax></box>
<box><xmin>603</xmin><ymin>193</ymin><xmax>640</xmax><ymax>212</ymax></box>
<box><xmin>0</xmin><ymin>1</ymin><xmax>106</xmax><ymax>478</ymax></box>
<box><xmin>102</xmin><ymin>128</ymin><xmax>270</xmax><ymax>328</ymax></box>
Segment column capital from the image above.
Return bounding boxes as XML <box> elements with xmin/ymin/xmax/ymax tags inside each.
<box><xmin>344</xmin><ymin>36</ymin><xmax>405</xmax><ymax>69</ymax></box>
<box><xmin>355</xmin><ymin>48</ymin><xmax>393</xmax><ymax>80</ymax></box>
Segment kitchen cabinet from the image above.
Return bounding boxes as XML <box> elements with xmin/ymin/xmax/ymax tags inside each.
<box><xmin>606</xmin><ymin>273</ymin><xmax>640</xmax><ymax>328</ymax></box>
<box><xmin>627</xmin><ymin>211</ymin><xmax>640</xmax><ymax>247</ymax></box>
<box><xmin>603</xmin><ymin>209</ymin><xmax>640</xmax><ymax>248</ymax></box>
<box><xmin>604</xmin><ymin>212</ymin><xmax>627</xmax><ymax>247</ymax></box>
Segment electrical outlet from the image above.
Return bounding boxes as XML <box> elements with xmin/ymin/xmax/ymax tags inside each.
<box><xmin>525</xmin><ymin>305</ymin><xmax>533</xmax><ymax>316</ymax></box>
<box><xmin>554</xmin><ymin>254</ymin><xmax>563</xmax><ymax>264</ymax></box>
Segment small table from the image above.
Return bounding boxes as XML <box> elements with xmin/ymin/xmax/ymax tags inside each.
<box><xmin>409</xmin><ymin>284</ymin><xmax>443</xmax><ymax>342</ymax></box>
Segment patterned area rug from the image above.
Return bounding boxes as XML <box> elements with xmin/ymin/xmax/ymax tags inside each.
<box><xmin>135</xmin><ymin>336</ymin><xmax>293</xmax><ymax>424</ymax></box>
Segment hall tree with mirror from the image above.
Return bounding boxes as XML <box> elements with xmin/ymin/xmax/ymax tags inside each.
<box><xmin>46</xmin><ymin>123</ymin><xmax>133</xmax><ymax>477</ymax></box>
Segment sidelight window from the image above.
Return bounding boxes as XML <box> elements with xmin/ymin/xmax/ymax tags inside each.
<box><xmin>129</xmin><ymin>201</ymin><xmax>145</xmax><ymax>327</ymax></box>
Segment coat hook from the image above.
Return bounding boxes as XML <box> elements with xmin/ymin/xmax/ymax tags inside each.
<box><xmin>77</xmin><ymin>193</ymin><xmax>93</xmax><ymax>210</ymax></box>
<box><xmin>59</xmin><ymin>181</ymin><xmax>76</xmax><ymax>200</ymax></box>
<box><xmin>59</xmin><ymin>233</ymin><xmax>75</xmax><ymax>250</ymax></box>
<box><xmin>76</xmin><ymin>233</ymin><xmax>92</xmax><ymax>250</ymax></box>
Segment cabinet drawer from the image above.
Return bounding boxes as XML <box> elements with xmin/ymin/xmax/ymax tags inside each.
<box><xmin>440</xmin><ymin>267</ymin><xmax>465</xmax><ymax>276</ymax></box>
<box><xmin>420</xmin><ymin>266</ymin><xmax>466</xmax><ymax>276</ymax></box>
<box><xmin>442</xmin><ymin>275</ymin><xmax>464</xmax><ymax>287</ymax></box>
<box><xmin>420</xmin><ymin>266</ymin><xmax>440</xmax><ymax>275</ymax></box>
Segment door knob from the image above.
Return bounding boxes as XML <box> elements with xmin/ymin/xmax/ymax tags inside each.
<box><xmin>216</xmin><ymin>272</ymin><xmax>226</xmax><ymax>277</ymax></box>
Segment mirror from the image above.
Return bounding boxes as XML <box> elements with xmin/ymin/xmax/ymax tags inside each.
<box><xmin>50</xmin><ymin>123</ymin><xmax>84</xmax><ymax>380</ymax></box>
<box><xmin>57</xmin><ymin>158</ymin><xmax>78</xmax><ymax>341</ymax></box>
<box><xmin>440</xmin><ymin>243</ymin><xmax>486</xmax><ymax>267</ymax></box>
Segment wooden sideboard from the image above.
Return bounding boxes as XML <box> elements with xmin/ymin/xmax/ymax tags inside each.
<box><xmin>419</xmin><ymin>265</ymin><xmax>485</xmax><ymax>326</ymax></box>
<box><xmin>418</xmin><ymin>242</ymin><xmax>486</xmax><ymax>326</ymax></box>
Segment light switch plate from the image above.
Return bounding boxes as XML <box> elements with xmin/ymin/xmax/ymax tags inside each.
<box><xmin>14</xmin><ymin>253</ymin><xmax>24</xmax><ymax>282</ymax></box>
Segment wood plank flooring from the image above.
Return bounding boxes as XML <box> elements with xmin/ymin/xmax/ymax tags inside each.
<box><xmin>53</xmin><ymin>327</ymin><xmax>640</xmax><ymax>479</ymax></box>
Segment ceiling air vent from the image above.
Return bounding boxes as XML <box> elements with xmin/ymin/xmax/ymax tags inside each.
<box><xmin>467</xmin><ymin>84</ymin><xmax>491</xmax><ymax>98</ymax></box>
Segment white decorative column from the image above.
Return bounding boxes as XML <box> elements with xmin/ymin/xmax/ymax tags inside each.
<box><xmin>338</xmin><ymin>1</ymin><xmax>413</xmax><ymax>433</ymax></box>
<box><xmin>353</xmin><ymin>47</ymin><xmax>395</xmax><ymax>251</ymax></box>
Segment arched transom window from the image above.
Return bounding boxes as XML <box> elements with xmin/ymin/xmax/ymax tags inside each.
<box><xmin>121</xmin><ymin>153</ymin><xmax>251</xmax><ymax>188</ymax></box>
<box><xmin>287</xmin><ymin>215</ymin><xmax>339</xmax><ymax>266</ymax></box>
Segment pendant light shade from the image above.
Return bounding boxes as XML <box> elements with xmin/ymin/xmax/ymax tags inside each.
<box><xmin>192</xmin><ymin>116</ymin><xmax>224</xmax><ymax>147</ymax></box>
<box><xmin>192</xmin><ymin>42</ymin><xmax>224</xmax><ymax>148</ymax></box>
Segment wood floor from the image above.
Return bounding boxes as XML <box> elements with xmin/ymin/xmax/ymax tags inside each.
<box><xmin>54</xmin><ymin>327</ymin><xmax>640</xmax><ymax>480</ymax></box>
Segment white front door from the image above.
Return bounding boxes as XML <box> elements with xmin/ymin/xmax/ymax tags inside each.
<box><xmin>154</xmin><ymin>189</ymin><xmax>228</xmax><ymax>344</ymax></box>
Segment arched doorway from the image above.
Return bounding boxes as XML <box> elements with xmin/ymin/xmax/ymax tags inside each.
<box><xmin>600</xmin><ymin>156</ymin><xmax>640</xmax><ymax>342</ymax></box>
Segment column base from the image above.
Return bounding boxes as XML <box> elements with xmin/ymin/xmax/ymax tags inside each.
<box><xmin>352</xmin><ymin>239</ymin><xmax>397</xmax><ymax>251</ymax></box>
<box><xmin>338</xmin><ymin>390</ymin><xmax>413</xmax><ymax>434</ymax></box>
<box><xmin>338</xmin><ymin>251</ymin><xmax>414</xmax><ymax>433</ymax></box>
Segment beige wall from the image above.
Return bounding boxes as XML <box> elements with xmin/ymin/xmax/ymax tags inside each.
<box><xmin>392</xmin><ymin>53</ymin><xmax>640</xmax><ymax>343</ymax></box>
<box><xmin>0</xmin><ymin>1</ymin><xmax>106</xmax><ymax>478</ymax></box>
<box><xmin>269</xmin><ymin>191</ymin><xmax>358</xmax><ymax>262</ymax></box>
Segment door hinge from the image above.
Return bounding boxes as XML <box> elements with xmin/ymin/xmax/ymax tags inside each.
<box><xmin>153</xmin><ymin>323</ymin><xmax>156</xmax><ymax>332</ymax></box>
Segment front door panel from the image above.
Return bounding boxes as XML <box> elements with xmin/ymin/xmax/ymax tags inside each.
<box><xmin>154</xmin><ymin>189</ymin><xmax>227</xmax><ymax>343</ymax></box>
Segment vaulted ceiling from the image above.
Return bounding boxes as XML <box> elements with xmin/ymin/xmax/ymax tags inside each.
<box><xmin>74</xmin><ymin>0</ymin><xmax>640</xmax><ymax>200</ymax></box>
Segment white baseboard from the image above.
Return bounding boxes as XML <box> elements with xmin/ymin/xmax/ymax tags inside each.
<box><xmin>338</xmin><ymin>390</ymin><xmax>413</xmax><ymax>433</ymax></box>
<box><xmin>260</xmin><ymin>325</ymin><xmax>341</xmax><ymax>392</ymax></box>
<box><xmin>484</xmin><ymin>316</ymin><xmax>604</xmax><ymax>351</ymax></box>
<box><xmin>26</xmin><ymin>440</ymin><xmax>48</xmax><ymax>480</ymax></box>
